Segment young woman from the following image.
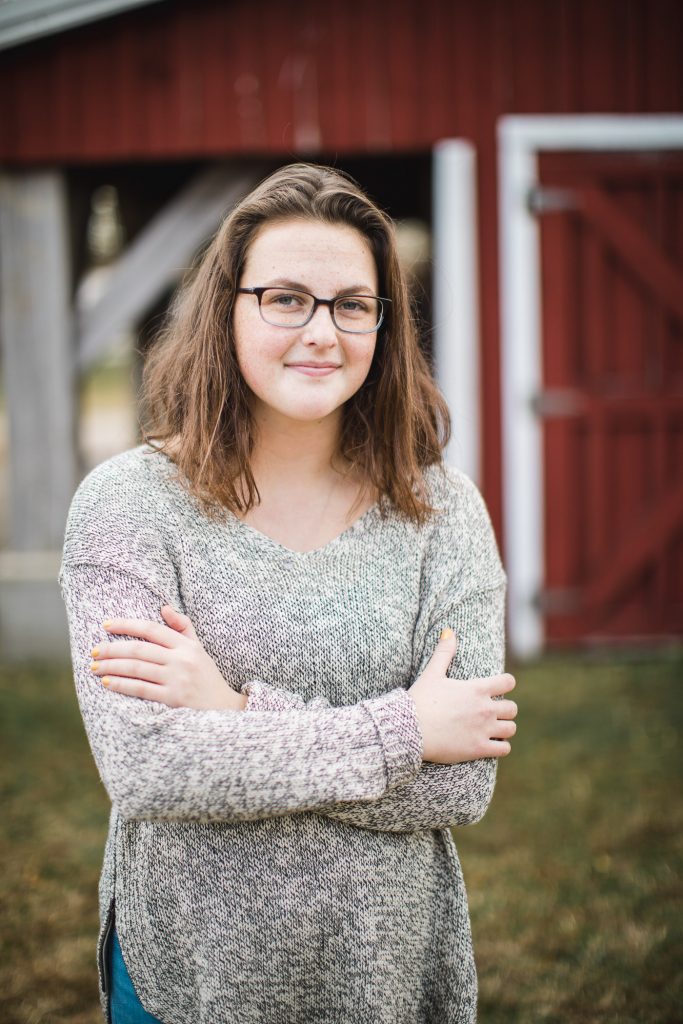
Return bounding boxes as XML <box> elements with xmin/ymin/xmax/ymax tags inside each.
<box><xmin>59</xmin><ymin>163</ymin><xmax>517</xmax><ymax>1024</ymax></box>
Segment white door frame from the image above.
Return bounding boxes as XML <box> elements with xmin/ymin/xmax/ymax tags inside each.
<box><xmin>497</xmin><ymin>115</ymin><xmax>683</xmax><ymax>659</ymax></box>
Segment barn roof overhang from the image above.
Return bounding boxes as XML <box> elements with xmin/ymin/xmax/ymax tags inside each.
<box><xmin>0</xmin><ymin>0</ymin><xmax>165</xmax><ymax>51</ymax></box>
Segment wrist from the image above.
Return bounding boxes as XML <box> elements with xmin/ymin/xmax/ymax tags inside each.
<box><xmin>218</xmin><ymin>688</ymin><xmax>247</xmax><ymax>711</ymax></box>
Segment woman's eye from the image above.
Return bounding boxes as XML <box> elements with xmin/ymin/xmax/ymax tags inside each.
<box><xmin>337</xmin><ymin>298</ymin><xmax>368</xmax><ymax>313</ymax></box>
<box><xmin>266</xmin><ymin>291</ymin><xmax>305</xmax><ymax>308</ymax></box>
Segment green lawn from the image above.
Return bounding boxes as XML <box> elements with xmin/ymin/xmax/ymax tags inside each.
<box><xmin>1</xmin><ymin>652</ymin><xmax>681</xmax><ymax>1023</ymax></box>
<box><xmin>459</xmin><ymin>650</ymin><xmax>683</xmax><ymax>1024</ymax></box>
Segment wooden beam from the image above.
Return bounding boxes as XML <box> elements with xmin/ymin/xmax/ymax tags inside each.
<box><xmin>0</xmin><ymin>170</ymin><xmax>78</xmax><ymax>550</ymax></box>
<box><xmin>579</xmin><ymin>185</ymin><xmax>683</xmax><ymax>325</ymax></box>
<box><xmin>76</xmin><ymin>164</ymin><xmax>264</xmax><ymax>370</ymax></box>
<box><xmin>0</xmin><ymin>0</ymin><xmax>165</xmax><ymax>52</ymax></box>
<box><xmin>580</xmin><ymin>480</ymin><xmax>683</xmax><ymax>621</ymax></box>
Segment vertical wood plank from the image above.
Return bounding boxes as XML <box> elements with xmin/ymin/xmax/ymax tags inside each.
<box><xmin>582</xmin><ymin>227</ymin><xmax>611</xmax><ymax>579</ymax></box>
<box><xmin>539</xmin><ymin>206</ymin><xmax>581</xmax><ymax>641</ymax></box>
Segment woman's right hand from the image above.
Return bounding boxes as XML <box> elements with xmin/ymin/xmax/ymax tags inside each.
<box><xmin>407</xmin><ymin>629</ymin><xmax>517</xmax><ymax>764</ymax></box>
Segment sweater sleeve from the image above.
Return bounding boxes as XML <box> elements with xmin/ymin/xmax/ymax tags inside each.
<box><xmin>243</xmin><ymin>583</ymin><xmax>505</xmax><ymax>832</ymax></box>
<box><xmin>241</xmin><ymin>468</ymin><xmax>507</xmax><ymax>833</ymax></box>
<box><xmin>59</xmin><ymin>561</ymin><xmax>423</xmax><ymax>823</ymax></box>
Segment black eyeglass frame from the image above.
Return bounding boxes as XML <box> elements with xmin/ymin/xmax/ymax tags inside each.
<box><xmin>237</xmin><ymin>286</ymin><xmax>390</xmax><ymax>334</ymax></box>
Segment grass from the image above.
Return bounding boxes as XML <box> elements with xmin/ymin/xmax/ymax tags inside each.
<box><xmin>459</xmin><ymin>649</ymin><xmax>683</xmax><ymax>1024</ymax></box>
<box><xmin>1</xmin><ymin>651</ymin><xmax>681</xmax><ymax>1023</ymax></box>
<box><xmin>1</xmin><ymin>663</ymin><xmax>107</xmax><ymax>1024</ymax></box>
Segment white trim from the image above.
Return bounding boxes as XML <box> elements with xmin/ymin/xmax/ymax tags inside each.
<box><xmin>499</xmin><ymin>115</ymin><xmax>683</xmax><ymax>151</ymax></box>
<box><xmin>498</xmin><ymin>115</ymin><xmax>683</xmax><ymax>659</ymax></box>
<box><xmin>432</xmin><ymin>139</ymin><xmax>481</xmax><ymax>485</ymax></box>
<box><xmin>498</xmin><ymin>138</ymin><xmax>544</xmax><ymax>660</ymax></box>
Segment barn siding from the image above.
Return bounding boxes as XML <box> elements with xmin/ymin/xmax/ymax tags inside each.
<box><xmin>2</xmin><ymin>0</ymin><xmax>681</xmax><ymax>163</ymax></box>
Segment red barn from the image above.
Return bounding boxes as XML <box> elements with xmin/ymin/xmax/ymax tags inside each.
<box><xmin>0</xmin><ymin>0</ymin><xmax>681</xmax><ymax>656</ymax></box>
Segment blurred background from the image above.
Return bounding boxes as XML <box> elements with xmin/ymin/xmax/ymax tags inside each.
<box><xmin>0</xmin><ymin>0</ymin><xmax>681</xmax><ymax>1021</ymax></box>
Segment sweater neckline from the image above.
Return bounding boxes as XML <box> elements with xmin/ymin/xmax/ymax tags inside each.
<box><xmin>143</xmin><ymin>442</ymin><xmax>383</xmax><ymax>558</ymax></box>
<box><xmin>225</xmin><ymin>501</ymin><xmax>381</xmax><ymax>558</ymax></box>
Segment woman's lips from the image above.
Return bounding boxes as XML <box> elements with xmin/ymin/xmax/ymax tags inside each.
<box><xmin>286</xmin><ymin>364</ymin><xmax>339</xmax><ymax>377</ymax></box>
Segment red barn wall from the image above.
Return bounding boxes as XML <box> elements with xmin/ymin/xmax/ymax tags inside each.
<box><xmin>2</xmin><ymin>0</ymin><xmax>681</xmax><ymax>163</ymax></box>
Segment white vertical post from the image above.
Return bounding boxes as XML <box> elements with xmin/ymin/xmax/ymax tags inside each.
<box><xmin>432</xmin><ymin>139</ymin><xmax>481</xmax><ymax>486</ymax></box>
<box><xmin>498</xmin><ymin>123</ymin><xmax>545</xmax><ymax>660</ymax></box>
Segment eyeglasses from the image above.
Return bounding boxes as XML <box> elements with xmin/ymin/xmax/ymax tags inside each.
<box><xmin>237</xmin><ymin>286</ymin><xmax>389</xmax><ymax>334</ymax></box>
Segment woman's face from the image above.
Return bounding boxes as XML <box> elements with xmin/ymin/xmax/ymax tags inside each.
<box><xmin>232</xmin><ymin>217</ymin><xmax>379</xmax><ymax>427</ymax></box>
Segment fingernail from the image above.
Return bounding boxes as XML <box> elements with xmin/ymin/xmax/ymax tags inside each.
<box><xmin>102</xmin><ymin>621</ymin><xmax>112</xmax><ymax>630</ymax></box>
<box><xmin>91</xmin><ymin>661</ymin><xmax>99</xmax><ymax>672</ymax></box>
<box><xmin>102</xmin><ymin>677</ymin><xmax>111</xmax><ymax>687</ymax></box>
<box><xmin>440</xmin><ymin>627</ymin><xmax>454</xmax><ymax>640</ymax></box>
<box><xmin>91</xmin><ymin>647</ymin><xmax>99</xmax><ymax>659</ymax></box>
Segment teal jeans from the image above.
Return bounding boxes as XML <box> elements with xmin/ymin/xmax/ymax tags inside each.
<box><xmin>108</xmin><ymin>926</ymin><xmax>163</xmax><ymax>1024</ymax></box>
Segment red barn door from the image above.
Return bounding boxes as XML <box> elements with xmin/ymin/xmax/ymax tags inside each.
<box><xmin>534</xmin><ymin>151</ymin><xmax>683</xmax><ymax>644</ymax></box>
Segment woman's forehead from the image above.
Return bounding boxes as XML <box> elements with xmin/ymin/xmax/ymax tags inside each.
<box><xmin>244</xmin><ymin>217</ymin><xmax>378</xmax><ymax>287</ymax></box>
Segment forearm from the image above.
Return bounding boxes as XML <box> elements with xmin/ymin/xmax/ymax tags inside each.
<box><xmin>60</xmin><ymin>563</ymin><xmax>423</xmax><ymax>824</ymax></box>
<box><xmin>243</xmin><ymin>681</ymin><xmax>496</xmax><ymax>831</ymax></box>
<box><xmin>242</xmin><ymin>584</ymin><xmax>507</xmax><ymax>832</ymax></box>
<box><xmin>318</xmin><ymin>758</ymin><xmax>497</xmax><ymax>831</ymax></box>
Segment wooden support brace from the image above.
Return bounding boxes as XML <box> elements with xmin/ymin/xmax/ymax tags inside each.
<box><xmin>77</xmin><ymin>163</ymin><xmax>264</xmax><ymax>370</ymax></box>
<box><xmin>579</xmin><ymin>185</ymin><xmax>683</xmax><ymax>326</ymax></box>
<box><xmin>580</xmin><ymin>480</ymin><xmax>683</xmax><ymax>621</ymax></box>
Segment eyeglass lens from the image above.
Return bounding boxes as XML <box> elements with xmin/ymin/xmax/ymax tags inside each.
<box><xmin>259</xmin><ymin>288</ymin><xmax>381</xmax><ymax>332</ymax></box>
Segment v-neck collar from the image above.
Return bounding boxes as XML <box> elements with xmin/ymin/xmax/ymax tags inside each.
<box><xmin>225</xmin><ymin>501</ymin><xmax>381</xmax><ymax>558</ymax></box>
<box><xmin>144</xmin><ymin>443</ymin><xmax>383</xmax><ymax>558</ymax></box>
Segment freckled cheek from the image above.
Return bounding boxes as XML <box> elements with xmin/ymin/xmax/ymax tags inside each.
<box><xmin>348</xmin><ymin>341</ymin><xmax>376</xmax><ymax>386</ymax></box>
<box><xmin>233</xmin><ymin>320</ymin><xmax>289</xmax><ymax>391</ymax></box>
<box><xmin>236</xmin><ymin>350</ymin><xmax>285</xmax><ymax>397</ymax></box>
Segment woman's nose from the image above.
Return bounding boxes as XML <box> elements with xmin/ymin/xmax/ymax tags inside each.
<box><xmin>301</xmin><ymin>303</ymin><xmax>338</xmax><ymax>343</ymax></box>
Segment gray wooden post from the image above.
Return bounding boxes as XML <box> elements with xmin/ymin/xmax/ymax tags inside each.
<box><xmin>0</xmin><ymin>170</ymin><xmax>77</xmax><ymax>656</ymax></box>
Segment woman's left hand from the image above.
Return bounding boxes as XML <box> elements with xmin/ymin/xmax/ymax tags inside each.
<box><xmin>90</xmin><ymin>605</ymin><xmax>247</xmax><ymax>711</ymax></box>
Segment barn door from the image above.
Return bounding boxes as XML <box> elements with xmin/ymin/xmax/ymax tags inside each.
<box><xmin>532</xmin><ymin>151</ymin><xmax>683</xmax><ymax>644</ymax></box>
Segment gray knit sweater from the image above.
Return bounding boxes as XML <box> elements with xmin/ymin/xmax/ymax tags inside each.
<box><xmin>58</xmin><ymin>445</ymin><xmax>507</xmax><ymax>1024</ymax></box>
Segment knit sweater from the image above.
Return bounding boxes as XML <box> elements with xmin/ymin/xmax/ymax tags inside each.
<box><xmin>58</xmin><ymin>445</ymin><xmax>507</xmax><ymax>1024</ymax></box>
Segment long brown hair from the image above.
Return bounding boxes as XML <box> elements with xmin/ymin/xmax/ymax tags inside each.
<box><xmin>142</xmin><ymin>162</ymin><xmax>451</xmax><ymax>523</ymax></box>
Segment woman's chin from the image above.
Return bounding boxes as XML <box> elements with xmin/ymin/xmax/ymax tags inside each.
<box><xmin>285</xmin><ymin>405</ymin><xmax>341</xmax><ymax>424</ymax></box>
<box><xmin>253</xmin><ymin>396</ymin><xmax>343</xmax><ymax>427</ymax></box>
